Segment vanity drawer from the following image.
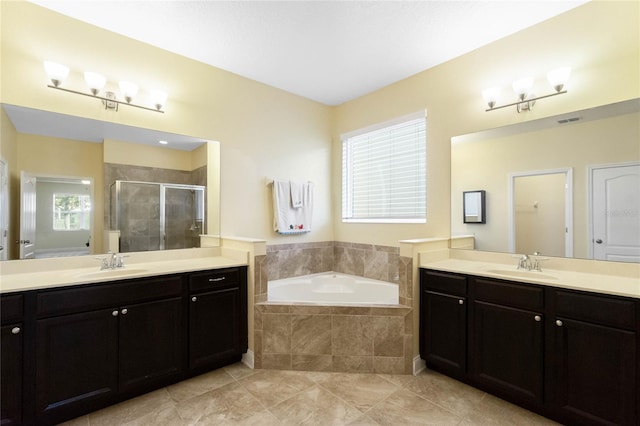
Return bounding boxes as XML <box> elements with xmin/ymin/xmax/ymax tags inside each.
<box><xmin>1</xmin><ymin>294</ymin><xmax>24</xmax><ymax>323</ymax></box>
<box><xmin>554</xmin><ymin>290</ymin><xmax>637</xmax><ymax>330</ymax></box>
<box><xmin>473</xmin><ymin>277</ymin><xmax>543</xmax><ymax>311</ymax></box>
<box><xmin>189</xmin><ymin>268</ymin><xmax>241</xmax><ymax>293</ymax></box>
<box><xmin>36</xmin><ymin>275</ymin><xmax>183</xmax><ymax>317</ymax></box>
<box><xmin>421</xmin><ymin>269</ymin><xmax>467</xmax><ymax>296</ymax></box>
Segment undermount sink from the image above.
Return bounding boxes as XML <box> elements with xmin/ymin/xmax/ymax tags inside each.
<box><xmin>485</xmin><ymin>269</ymin><xmax>558</xmax><ymax>281</ymax></box>
<box><xmin>74</xmin><ymin>268</ymin><xmax>150</xmax><ymax>280</ymax></box>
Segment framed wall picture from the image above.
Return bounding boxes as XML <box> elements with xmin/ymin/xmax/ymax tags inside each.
<box><xmin>463</xmin><ymin>190</ymin><xmax>486</xmax><ymax>224</ymax></box>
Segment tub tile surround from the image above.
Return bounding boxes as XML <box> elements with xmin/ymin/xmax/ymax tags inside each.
<box><xmin>254</xmin><ymin>241</ymin><xmax>414</xmax><ymax>374</ymax></box>
<box><xmin>255</xmin><ymin>303</ymin><xmax>413</xmax><ymax>374</ymax></box>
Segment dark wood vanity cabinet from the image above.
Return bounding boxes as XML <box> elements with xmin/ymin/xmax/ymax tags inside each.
<box><xmin>188</xmin><ymin>268</ymin><xmax>248</xmax><ymax>373</ymax></box>
<box><xmin>1</xmin><ymin>294</ymin><xmax>24</xmax><ymax>426</ymax></box>
<box><xmin>34</xmin><ymin>275</ymin><xmax>184</xmax><ymax>424</ymax></box>
<box><xmin>1</xmin><ymin>265</ymin><xmax>248</xmax><ymax>426</ymax></box>
<box><xmin>419</xmin><ymin>270</ymin><xmax>467</xmax><ymax>379</ymax></box>
<box><xmin>420</xmin><ymin>268</ymin><xmax>639</xmax><ymax>426</ymax></box>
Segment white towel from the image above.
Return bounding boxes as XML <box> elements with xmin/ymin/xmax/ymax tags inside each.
<box><xmin>272</xmin><ymin>180</ymin><xmax>314</xmax><ymax>234</ymax></box>
<box><xmin>290</xmin><ymin>180</ymin><xmax>304</xmax><ymax>208</ymax></box>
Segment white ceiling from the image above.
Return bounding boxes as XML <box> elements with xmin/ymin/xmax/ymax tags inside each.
<box><xmin>28</xmin><ymin>0</ymin><xmax>589</xmax><ymax>106</ymax></box>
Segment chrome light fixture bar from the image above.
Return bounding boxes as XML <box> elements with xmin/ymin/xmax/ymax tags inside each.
<box><xmin>483</xmin><ymin>67</ymin><xmax>571</xmax><ymax>113</ymax></box>
<box><xmin>44</xmin><ymin>61</ymin><xmax>167</xmax><ymax>113</ymax></box>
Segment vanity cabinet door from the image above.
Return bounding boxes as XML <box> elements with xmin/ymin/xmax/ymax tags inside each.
<box><xmin>470</xmin><ymin>277</ymin><xmax>545</xmax><ymax>406</ymax></box>
<box><xmin>189</xmin><ymin>286</ymin><xmax>242</xmax><ymax>371</ymax></box>
<box><xmin>118</xmin><ymin>297</ymin><xmax>183</xmax><ymax>394</ymax></box>
<box><xmin>471</xmin><ymin>301</ymin><xmax>544</xmax><ymax>405</ymax></box>
<box><xmin>1</xmin><ymin>323</ymin><xmax>23</xmax><ymax>426</ymax></box>
<box><xmin>549</xmin><ymin>289</ymin><xmax>638</xmax><ymax>426</ymax></box>
<box><xmin>35</xmin><ymin>308</ymin><xmax>119</xmax><ymax>423</ymax></box>
<box><xmin>420</xmin><ymin>270</ymin><xmax>467</xmax><ymax>379</ymax></box>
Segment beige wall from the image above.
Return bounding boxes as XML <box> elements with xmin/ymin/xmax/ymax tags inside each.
<box><xmin>333</xmin><ymin>1</ymin><xmax>639</xmax><ymax>247</ymax></box>
<box><xmin>103</xmin><ymin>139</ymin><xmax>195</xmax><ymax>171</ymax></box>
<box><xmin>0</xmin><ymin>108</ymin><xmax>19</xmax><ymax>259</ymax></box>
<box><xmin>1</xmin><ymin>0</ymin><xmax>638</xmax><ymax>251</ymax></box>
<box><xmin>0</xmin><ymin>0</ymin><xmax>333</xmax><ymax>245</ymax></box>
<box><xmin>452</xmin><ymin>111</ymin><xmax>640</xmax><ymax>259</ymax></box>
<box><xmin>16</xmin><ymin>133</ymin><xmax>104</xmax><ymax>255</ymax></box>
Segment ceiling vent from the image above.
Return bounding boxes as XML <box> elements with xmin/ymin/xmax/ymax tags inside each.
<box><xmin>557</xmin><ymin>116</ymin><xmax>581</xmax><ymax>124</ymax></box>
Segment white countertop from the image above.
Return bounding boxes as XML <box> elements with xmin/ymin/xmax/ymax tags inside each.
<box><xmin>0</xmin><ymin>248</ymin><xmax>248</xmax><ymax>294</ymax></box>
<box><xmin>422</xmin><ymin>256</ymin><xmax>640</xmax><ymax>299</ymax></box>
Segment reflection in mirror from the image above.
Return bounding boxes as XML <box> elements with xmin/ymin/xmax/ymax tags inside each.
<box><xmin>451</xmin><ymin>99</ymin><xmax>640</xmax><ymax>262</ymax></box>
<box><xmin>463</xmin><ymin>190</ymin><xmax>486</xmax><ymax>224</ymax></box>
<box><xmin>1</xmin><ymin>103</ymin><xmax>220</xmax><ymax>260</ymax></box>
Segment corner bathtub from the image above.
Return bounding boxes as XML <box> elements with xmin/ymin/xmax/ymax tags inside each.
<box><xmin>267</xmin><ymin>272</ymin><xmax>398</xmax><ymax>305</ymax></box>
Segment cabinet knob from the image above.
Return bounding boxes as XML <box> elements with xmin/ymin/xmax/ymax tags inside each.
<box><xmin>121</xmin><ymin>308</ymin><xmax>128</xmax><ymax>315</ymax></box>
<box><xmin>534</xmin><ymin>315</ymin><xmax>542</xmax><ymax>322</ymax></box>
<box><xmin>112</xmin><ymin>310</ymin><xmax>119</xmax><ymax>317</ymax></box>
<box><xmin>556</xmin><ymin>320</ymin><xmax>563</xmax><ymax>327</ymax></box>
<box><xmin>458</xmin><ymin>299</ymin><xmax>464</xmax><ymax>305</ymax></box>
<box><xmin>191</xmin><ymin>296</ymin><xmax>197</xmax><ymax>302</ymax></box>
<box><xmin>11</xmin><ymin>327</ymin><xmax>20</xmax><ymax>335</ymax></box>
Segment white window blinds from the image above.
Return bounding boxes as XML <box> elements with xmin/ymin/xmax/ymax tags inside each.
<box><xmin>342</xmin><ymin>111</ymin><xmax>426</xmax><ymax>223</ymax></box>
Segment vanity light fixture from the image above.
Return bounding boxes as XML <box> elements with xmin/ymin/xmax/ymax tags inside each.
<box><xmin>43</xmin><ymin>60</ymin><xmax>167</xmax><ymax>113</ymax></box>
<box><xmin>483</xmin><ymin>67</ymin><xmax>571</xmax><ymax>113</ymax></box>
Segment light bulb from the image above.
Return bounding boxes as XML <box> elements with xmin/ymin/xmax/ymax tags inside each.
<box><xmin>119</xmin><ymin>81</ymin><xmax>138</xmax><ymax>103</ymax></box>
<box><xmin>84</xmin><ymin>72</ymin><xmax>106</xmax><ymax>95</ymax></box>
<box><xmin>150</xmin><ymin>89</ymin><xmax>168</xmax><ymax>110</ymax></box>
<box><xmin>547</xmin><ymin>67</ymin><xmax>571</xmax><ymax>92</ymax></box>
<box><xmin>482</xmin><ymin>87</ymin><xmax>500</xmax><ymax>109</ymax></box>
<box><xmin>512</xmin><ymin>77</ymin><xmax>533</xmax><ymax>101</ymax></box>
<box><xmin>43</xmin><ymin>61</ymin><xmax>69</xmax><ymax>87</ymax></box>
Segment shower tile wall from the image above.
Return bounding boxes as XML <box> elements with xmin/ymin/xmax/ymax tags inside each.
<box><xmin>118</xmin><ymin>182</ymin><xmax>161</xmax><ymax>252</ymax></box>
<box><xmin>104</xmin><ymin>163</ymin><xmax>207</xmax><ymax>252</ymax></box>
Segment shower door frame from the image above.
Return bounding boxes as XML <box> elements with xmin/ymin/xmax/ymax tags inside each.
<box><xmin>112</xmin><ymin>180</ymin><xmax>206</xmax><ymax>251</ymax></box>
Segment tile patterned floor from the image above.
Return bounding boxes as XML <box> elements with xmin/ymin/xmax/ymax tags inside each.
<box><xmin>61</xmin><ymin>364</ymin><xmax>559</xmax><ymax>425</ymax></box>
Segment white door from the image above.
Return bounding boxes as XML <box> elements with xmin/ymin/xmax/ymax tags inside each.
<box><xmin>0</xmin><ymin>160</ymin><xmax>8</xmax><ymax>260</ymax></box>
<box><xmin>20</xmin><ymin>171</ymin><xmax>36</xmax><ymax>259</ymax></box>
<box><xmin>591</xmin><ymin>163</ymin><xmax>640</xmax><ymax>262</ymax></box>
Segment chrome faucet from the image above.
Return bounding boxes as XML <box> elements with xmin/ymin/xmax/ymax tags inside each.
<box><xmin>98</xmin><ymin>251</ymin><xmax>127</xmax><ymax>270</ymax></box>
<box><xmin>517</xmin><ymin>254</ymin><xmax>532</xmax><ymax>270</ymax></box>
<box><xmin>516</xmin><ymin>253</ymin><xmax>548</xmax><ymax>271</ymax></box>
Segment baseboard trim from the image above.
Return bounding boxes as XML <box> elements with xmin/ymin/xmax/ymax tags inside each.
<box><xmin>241</xmin><ymin>350</ymin><xmax>255</xmax><ymax>369</ymax></box>
<box><xmin>413</xmin><ymin>355</ymin><xmax>426</xmax><ymax>376</ymax></box>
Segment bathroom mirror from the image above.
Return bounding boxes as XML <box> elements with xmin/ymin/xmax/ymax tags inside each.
<box><xmin>451</xmin><ymin>98</ymin><xmax>640</xmax><ymax>262</ymax></box>
<box><xmin>463</xmin><ymin>190</ymin><xmax>486</xmax><ymax>224</ymax></box>
<box><xmin>1</xmin><ymin>103</ymin><xmax>220</xmax><ymax>260</ymax></box>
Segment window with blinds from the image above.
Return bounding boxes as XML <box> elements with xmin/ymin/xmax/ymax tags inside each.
<box><xmin>342</xmin><ymin>111</ymin><xmax>426</xmax><ymax>223</ymax></box>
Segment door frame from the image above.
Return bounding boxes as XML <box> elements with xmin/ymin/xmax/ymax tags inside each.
<box><xmin>507</xmin><ymin>168</ymin><xmax>573</xmax><ymax>257</ymax></box>
<box><xmin>587</xmin><ymin>161</ymin><xmax>640</xmax><ymax>260</ymax></box>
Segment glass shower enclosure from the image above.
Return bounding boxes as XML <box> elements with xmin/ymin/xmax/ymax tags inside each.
<box><xmin>110</xmin><ymin>180</ymin><xmax>205</xmax><ymax>252</ymax></box>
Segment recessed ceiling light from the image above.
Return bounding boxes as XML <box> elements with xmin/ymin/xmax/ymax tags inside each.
<box><xmin>81</xmin><ymin>180</ymin><xmax>91</xmax><ymax>185</ymax></box>
<box><xmin>159</xmin><ymin>140</ymin><xmax>168</xmax><ymax>145</ymax></box>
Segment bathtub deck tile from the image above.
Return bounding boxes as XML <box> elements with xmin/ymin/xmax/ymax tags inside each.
<box><xmin>331</xmin><ymin>306</ymin><xmax>371</xmax><ymax>315</ymax></box>
<box><xmin>289</xmin><ymin>305</ymin><xmax>332</xmax><ymax>315</ymax></box>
